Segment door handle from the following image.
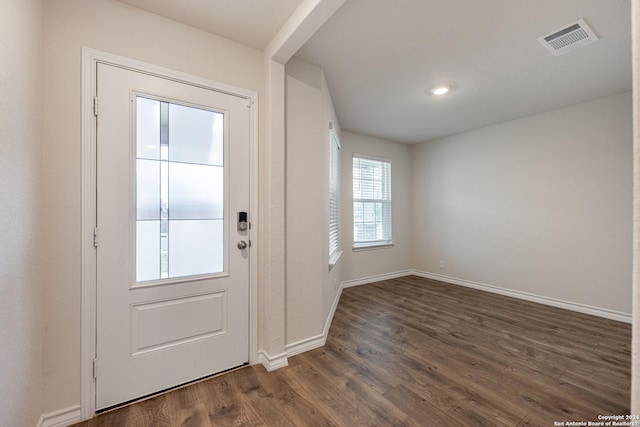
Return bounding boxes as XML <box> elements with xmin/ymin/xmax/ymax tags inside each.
<box><xmin>237</xmin><ymin>240</ymin><xmax>248</xmax><ymax>250</ymax></box>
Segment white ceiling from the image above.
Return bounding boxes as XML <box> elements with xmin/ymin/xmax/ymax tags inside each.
<box><xmin>295</xmin><ymin>0</ymin><xmax>632</xmax><ymax>143</ymax></box>
<box><xmin>117</xmin><ymin>0</ymin><xmax>631</xmax><ymax>144</ymax></box>
<box><xmin>117</xmin><ymin>0</ymin><xmax>304</xmax><ymax>50</ymax></box>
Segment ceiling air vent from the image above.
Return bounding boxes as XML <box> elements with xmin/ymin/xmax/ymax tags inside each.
<box><xmin>537</xmin><ymin>18</ymin><xmax>599</xmax><ymax>56</ymax></box>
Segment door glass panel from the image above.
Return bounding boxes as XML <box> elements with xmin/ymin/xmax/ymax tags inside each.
<box><xmin>136</xmin><ymin>221</ymin><xmax>160</xmax><ymax>282</ymax></box>
<box><xmin>168</xmin><ymin>220</ymin><xmax>224</xmax><ymax>277</ymax></box>
<box><xmin>136</xmin><ymin>97</ymin><xmax>161</xmax><ymax>160</ymax></box>
<box><xmin>135</xmin><ymin>96</ymin><xmax>225</xmax><ymax>282</ymax></box>
<box><xmin>168</xmin><ymin>103</ymin><xmax>224</xmax><ymax>166</ymax></box>
<box><xmin>136</xmin><ymin>159</ymin><xmax>160</xmax><ymax>220</ymax></box>
<box><xmin>168</xmin><ymin>162</ymin><xmax>223</xmax><ymax>220</ymax></box>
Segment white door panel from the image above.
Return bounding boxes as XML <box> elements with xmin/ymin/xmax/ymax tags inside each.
<box><xmin>95</xmin><ymin>63</ymin><xmax>250</xmax><ymax>409</ymax></box>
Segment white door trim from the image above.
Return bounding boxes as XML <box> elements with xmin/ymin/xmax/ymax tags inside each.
<box><xmin>81</xmin><ymin>47</ymin><xmax>259</xmax><ymax>420</ymax></box>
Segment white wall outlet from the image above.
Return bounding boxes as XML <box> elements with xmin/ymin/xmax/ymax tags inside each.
<box><xmin>439</xmin><ymin>260</ymin><xmax>445</xmax><ymax>270</ymax></box>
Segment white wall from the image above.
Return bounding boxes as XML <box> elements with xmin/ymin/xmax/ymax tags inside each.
<box><xmin>0</xmin><ymin>1</ymin><xmax>44</xmax><ymax>426</ymax></box>
<box><xmin>43</xmin><ymin>0</ymin><xmax>263</xmax><ymax>414</ymax></box>
<box><xmin>340</xmin><ymin>132</ymin><xmax>413</xmax><ymax>282</ymax></box>
<box><xmin>285</xmin><ymin>58</ymin><xmax>343</xmax><ymax>346</ymax></box>
<box><xmin>412</xmin><ymin>92</ymin><xmax>633</xmax><ymax>315</ymax></box>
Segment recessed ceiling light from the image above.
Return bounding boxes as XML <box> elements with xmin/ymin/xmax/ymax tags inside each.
<box><xmin>430</xmin><ymin>85</ymin><xmax>450</xmax><ymax>96</ymax></box>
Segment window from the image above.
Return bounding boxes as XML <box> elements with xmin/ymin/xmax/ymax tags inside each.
<box><xmin>352</xmin><ymin>155</ymin><xmax>392</xmax><ymax>248</ymax></box>
<box><xmin>329</xmin><ymin>126</ymin><xmax>341</xmax><ymax>264</ymax></box>
<box><xmin>135</xmin><ymin>96</ymin><xmax>225</xmax><ymax>282</ymax></box>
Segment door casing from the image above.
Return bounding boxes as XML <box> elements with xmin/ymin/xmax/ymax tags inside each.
<box><xmin>80</xmin><ymin>47</ymin><xmax>259</xmax><ymax>419</ymax></box>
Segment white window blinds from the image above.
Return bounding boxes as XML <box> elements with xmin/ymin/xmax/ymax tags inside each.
<box><xmin>329</xmin><ymin>128</ymin><xmax>340</xmax><ymax>259</ymax></box>
<box><xmin>352</xmin><ymin>155</ymin><xmax>392</xmax><ymax>247</ymax></box>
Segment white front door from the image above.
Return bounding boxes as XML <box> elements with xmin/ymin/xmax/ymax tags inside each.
<box><xmin>95</xmin><ymin>63</ymin><xmax>251</xmax><ymax>410</ymax></box>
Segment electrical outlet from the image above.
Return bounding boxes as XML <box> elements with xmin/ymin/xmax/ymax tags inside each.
<box><xmin>439</xmin><ymin>260</ymin><xmax>445</xmax><ymax>270</ymax></box>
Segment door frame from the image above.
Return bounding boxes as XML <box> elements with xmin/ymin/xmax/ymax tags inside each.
<box><xmin>80</xmin><ymin>48</ymin><xmax>259</xmax><ymax>419</ymax></box>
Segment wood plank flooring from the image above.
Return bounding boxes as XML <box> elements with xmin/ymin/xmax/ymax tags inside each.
<box><xmin>73</xmin><ymin>276</ymin><xmax>631</xmax><ymax>426</ymax></box>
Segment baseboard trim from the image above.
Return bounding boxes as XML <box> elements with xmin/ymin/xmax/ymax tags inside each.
<box><xmin>257</xmin><ymin>350</ymin><xmax>289</xmax><ymax>371</ymax></box>
<box><xmin>323</xmin><ymin>284</ymin><xmax>343</xmax><ymax>338</ymax></box>
<box><xmin>37</xmin><ymin>406</ymin><xmax>82</xmax><ymax>427</ymax></box>
<box><xmin>342</xmin><ymin>270</ymin><xmax>412</xmax><ymax>288</ymax></box>
<box><xmin>285</xmin><ymin>283</ymin><xmax>345</xmax><ymax>358</ymax></box>
<box><xmin>411</xmin><ymin>270</ymin><xmax>632</xmax><ymax>324</ymax></box>
<box><xmin>286</xmin><ymin>334</ymin><xmax>325</xmax><ymax>357</ymax></box>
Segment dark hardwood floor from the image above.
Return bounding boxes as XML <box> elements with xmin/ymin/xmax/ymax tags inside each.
<box><xmin>74</xmin><ymin>276</ymin><xmax>631</xmax><ymax>426</ymax></box>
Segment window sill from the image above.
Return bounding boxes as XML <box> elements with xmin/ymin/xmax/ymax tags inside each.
<box><xmin>352</xmin><ymin>242</ymin><xmax>394</xmax><ymax>252</ymax></box>
<box><xmin>329</xmin><ymin>250</ymin><xmax>343</xmax><ymax>271</ymax></box>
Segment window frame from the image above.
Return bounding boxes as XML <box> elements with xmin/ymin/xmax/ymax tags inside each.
<box><xmin>329</xmin><ymin>125</ymin><xmax>342</xmax><ymax>267</ymax></box>
<box><xmin>352</xmin><ymin>153</ymin><xmax>393</xmax><ymax>250</ymax></box>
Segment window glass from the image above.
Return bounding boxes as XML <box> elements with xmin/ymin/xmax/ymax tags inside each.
<box><xmin>168</xmin><ymin>220</ymin><xmax>224</xmax><ymax>277</ymax></box>
<box><xmin>136</xmin><ymin>97</ymin><xmax>161</xmax><ymax>160</ymax></box>
<box><xmin>329</xmin><ymin>128</ymin><xmax>340</xmax><ymax>260</ymax></box>
<box><xmin>136</xmin><ymin>221</ymin><xmax>160</xmax><ymax>282</ymax></box>
<box><xmin>135</xmin><ymin>96</ymin><xmax>225</xmax><ymax>282</ymax></box>
<box><xmin>352</xmin><ymin>156</ymin><xmax>392</xmax><ymax>247</ymax></box>
<box><xmin>168</xmin><ymin>103</ymin><xmax>224</xmax><ymax>166</ymax></box>
<box><xmin>168</xmin><ymin>162</ymin><xmax>223</xmax><ymax>220</ymax></box>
